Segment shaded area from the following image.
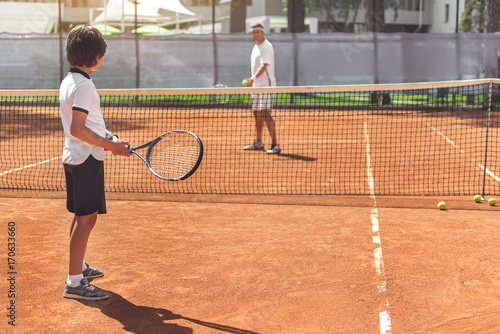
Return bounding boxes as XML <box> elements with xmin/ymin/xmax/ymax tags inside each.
<box><xmin>78</xmin><ymin>289</ymin><xmax>260</xmax><ymax>333</ymax></box>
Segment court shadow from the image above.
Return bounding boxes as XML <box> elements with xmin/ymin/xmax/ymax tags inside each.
<box><xmin>77</xmin><ymin>290</ymin><xmax>259</xmax><ymax>334</ymax></box>
<box><xmin>277</xmin><ymin>153</ymin><xmax>317</xmax><ymax>162</ymax></box>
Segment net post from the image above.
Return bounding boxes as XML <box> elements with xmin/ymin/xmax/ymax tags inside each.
<box><xmin>481</xmin><ymin>81</ymin><xmax>492</xmax><ymax>199</ymax></box>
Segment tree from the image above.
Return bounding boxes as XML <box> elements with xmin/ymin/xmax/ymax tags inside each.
<box><xmin>287</xmin><ymin>0</ymin><xmax>306</xmax><ymax>32</ymax></box>
<box><xmin>282</xmin><ymin>0</ymin><xmax>398</xmax><ymax>33</ymax></box>
<box><xmin>485</xmin><ymin>0</ymin><xmax>500</xmax><ymax>32</ymax></box>
<box><xmin>366</xmin><ymin>0</ymin><xmax>385</xmax><ymax>32</ymax></box>
<box><xmin>366</xmin><ymin>0</ymin><xmax>399</xmax><ymax>32</ymax></box>
<box><xmin>461</xmin><ymin>0</ymin><xmax>500</xmax><ymax>33</ymax></box>
<box><xmin>461</xmin><ymin>0</ymin><xmax>486</xmax><ymax>32</ymax></box>
<box><xmin>312</xmin><ymin>0</ymin><xmax>364</xmax><ymax>32</ymax></box>
<box><xmin>282</xmin><ymin>0</ymin><xmax>364</xmax><ymax>32</ymax></box>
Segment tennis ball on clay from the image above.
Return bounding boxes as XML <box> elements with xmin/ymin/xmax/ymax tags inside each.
<box><xmin>437</xmin><ymin>201</ymin><xmax>446</xmax><ymax>210</ymax></box>
<box><xmin>488</xmin><ymin>198</ymin><xmax>496</xmax><ymax>206</ymax></box>
<box><xmin>242</xmin><ymin>79</ymin><xmax>249</xmax><ymax>86</ymax></box>
<box><xmin>473</xmin><ymin>194</ymin><xmax>482</xmax><ymax>203</ymax></box>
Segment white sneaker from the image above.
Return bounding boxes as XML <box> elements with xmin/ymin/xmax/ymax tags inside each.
<box><xmin>243</xmin><ymin>141</ymin><xmax>264</xmax><ymax>151</ymax></box>
<box><xmin>266</xmin><ymin>144</ymin><xmax>281</xmax><ymax>154</ymax></box>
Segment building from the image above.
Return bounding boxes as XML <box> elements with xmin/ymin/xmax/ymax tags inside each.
<box><xmin>0</xmin><ymin>0</ymin><xmax>468</xmax><ymax>34</ymax></box>
<box><xmin>181</xmin><ymin>0</ymin><xmax>466</xmax><ymax>34</ymax></box>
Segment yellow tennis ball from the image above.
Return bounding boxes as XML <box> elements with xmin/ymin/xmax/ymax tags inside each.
<box><xmin>488</xmin><ymin>198</ymin><xmax>496</xmax><ymax>206</ymax></box>
<box><xmin>242</xmin><ymin>79</ymin><xmax>249</xmax><ymax>86</ymax></box>
<box><xmin>473</xmin><ymin>194</ymin><xmax>482</xmax><ymax>203</ymax></box>
<box><xmin>438</xmin><ymin>201</ymin><xmax>446</xmax><ymax>210</ymax></box>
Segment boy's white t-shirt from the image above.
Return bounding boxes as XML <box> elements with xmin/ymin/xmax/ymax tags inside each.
<box><xmin>60</xmin><ymin>68</ymin><xmax>106</xmax><ymax>165</ymax></box>
<box><xmin>250</xmin><ymin>39</ymin><xmax>276</xmax><ymax>87</ymax></box>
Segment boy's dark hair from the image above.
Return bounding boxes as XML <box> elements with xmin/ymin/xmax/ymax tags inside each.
<box><xmin>66</xmin><ymin>25</ymin><xmax>107</xmax><ymax>67</ymax></box>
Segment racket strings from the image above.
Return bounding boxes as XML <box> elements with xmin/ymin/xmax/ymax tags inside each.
<box><xmin>148</xmin><ymin>133</ymin><xmax>200</xmax><ymax>179</ymax></box>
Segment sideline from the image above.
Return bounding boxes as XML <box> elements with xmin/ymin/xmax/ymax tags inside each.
<box><xmin>364</xmin><ymin>122</ymin><xmax>392</xmax><ymax>334</ymax></box>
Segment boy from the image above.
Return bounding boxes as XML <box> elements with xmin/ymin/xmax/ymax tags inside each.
<box><xmin>60</xmin><ymin>25</ymin><xmax>131</xmax><ymax>300</ymax></box>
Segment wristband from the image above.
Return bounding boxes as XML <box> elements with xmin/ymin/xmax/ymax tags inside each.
<box><xmin>250</xmin><ymin>75</ymin><xmax>257</xmax><ymax>81</ymax></box>
<box><xmin>105</xmin><ymin>132</ymin><xmax>119</xmax><ymax>141</ymax></box>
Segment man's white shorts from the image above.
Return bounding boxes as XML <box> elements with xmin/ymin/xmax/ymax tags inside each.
<box><xmin>252</xmin><ymin>93</ymin><xmax>274</xmax><ymax>111</ymax></box>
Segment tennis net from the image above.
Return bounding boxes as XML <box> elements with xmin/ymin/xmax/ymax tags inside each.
<box><xmin>1</xmin><ymin>79</ymin><xmax>499</xmax><ymax>196</ymax></box>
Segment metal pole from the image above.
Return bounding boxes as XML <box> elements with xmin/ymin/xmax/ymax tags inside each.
<box><xmin>374</xmin><ymin>33</ymin><xmax>379</xmax><ymax>84</ymax></box>
<box><xmin>135</xmin><ymin>0</ymin><xmax>140</xmax><ymax>89</ymax></box>
<box><xmin>290</xmin><ymin>0</ymin><xmax>299</xmax><ymax>86</ymax></box>
<box><xmin>212</xmin><ymin>0</ymin><xmax>218</xmax><ymax>86</ymax></box>
<box><xmin>373</xmin><ymin>0</ymin><xmax>376</xmax><ymax>32</ymax></box>
<box><xmin>121</xmin><ymin>0</ymin><xmax>125</xmax><ymax>33</ymax></box>
<box><xmin>455</xmin><ymin>0</ymin><xmax>459</xmax><ymax>33</ymax></box>
<box><xmin>212</xmin><ymin>0</ymin><xmax>215</xmax><ymax>34</ymax></box>
<box><xmin>481</xmin><ymin>82</ymin><xmax>492</xmax><ymax>199</ymax></box>
<box><xmin>58</xmin><ymin>0</ymin><xmax>63</xmax><ymax>83</ymax></box>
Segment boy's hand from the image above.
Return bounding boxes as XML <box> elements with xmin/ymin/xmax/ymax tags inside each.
<box><xmin>110</xmin><ymin>140</ymin><xmax>132</xmax><ymax>157</ymax></box>
<box><xmin>111</xmin><ymin>136</ymin><xmax>130</xmax><ymax>146</ymax></box>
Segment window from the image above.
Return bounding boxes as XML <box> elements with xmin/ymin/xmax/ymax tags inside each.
<box><xmin>416</xmin><ymin>0</ymin><xmax>424</xmax><ymax>11</ymax></box>
<box><xmin>400</xmin><ymin>0</ymin><xmax>425</xmax><ymax>11</ymax></box>
<box><xmin>445</xmin><ymin>4</ymin><xmax>449</xmax><ymax>23</ymax></box>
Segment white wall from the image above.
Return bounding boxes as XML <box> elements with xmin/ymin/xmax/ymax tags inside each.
<box><xmin>0</xmin><ymin>2</ymin><xmax>59</xmax><ymax>34</ymax></box>
<box><xmin>429</xmin><ymin>0</ymin><xmax>465</xmax><ymax>33</ymax></box>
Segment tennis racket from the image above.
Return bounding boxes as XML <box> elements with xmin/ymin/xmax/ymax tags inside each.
<box><xmin>128</xmin><ymin>130</ymin><xmax>203</xmax><ymax>181</ymax></box>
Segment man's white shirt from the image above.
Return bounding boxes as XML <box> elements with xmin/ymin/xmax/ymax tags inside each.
<box><xmin>251</xmin><ymin>39</ymin><xmax>276</xmax><ymax>87</ymax></box>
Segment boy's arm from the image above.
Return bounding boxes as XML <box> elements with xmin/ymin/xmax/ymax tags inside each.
<box><xmin>70</xmin><ymin>109</ymin><xmax>131</xmax><ymax>157</ymax></box>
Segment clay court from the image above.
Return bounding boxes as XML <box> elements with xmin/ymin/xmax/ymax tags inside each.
<box><xmin>1</xmin><ymin>193</ymin><xmax>499</xmax><ymax>333</ymax></box>
<box><xmin>1</xmin><ymin>85</ymin><xmax>500</xmax><ymax>333</ymax></box>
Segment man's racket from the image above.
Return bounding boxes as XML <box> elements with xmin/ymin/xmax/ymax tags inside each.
<box><xmin>128</xmin><ymin>130</ymin><xmax>203</xmax><ymax>181</ymax></box>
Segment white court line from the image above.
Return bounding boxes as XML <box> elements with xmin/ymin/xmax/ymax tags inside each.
<box><xmin>428</xmin><ymin>124</ymin><xmax>500</xmax><ymax>184</ymax></box>
<box><xmin>0</xmin><ymin>156</ymin><xmax>61</xmax><ymax>177</ymax></box>
<box><xmin>478</xmin><ymin>164</ymin><xmax>500</xmax><ymax>183</ymax></box>
<box><xmin>364</xmin><ymin>122</ymin><xmax>392</xmax><ymax>334</ymax></box>
<box><xmin>428</xmin><ymin>125</ymin><xmax>465</xmax><ymax>153</ymax></box>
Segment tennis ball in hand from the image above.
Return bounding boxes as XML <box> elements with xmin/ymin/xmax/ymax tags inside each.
<box><xmin>242</xmin><ymin>79</ymin><xmax>249</xmax><ymax>86</ymax></box>
<box><xmin>437</xmin><ymin>201</ymin><xmax>446</xmax><ymax>210</ymax></box>
<box><xmin>488</xmin><ymin>198</ymin><xmax>496</xmax><ymax>206</ymax></box>
<box><xmin>473</xmin><ymin>194</ymin><xmax>482</xmax><ymax>203</ymax></box>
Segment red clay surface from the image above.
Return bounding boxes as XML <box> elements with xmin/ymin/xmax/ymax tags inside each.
<box><xmin>1</xmin><ymin>194</ymin><xmax>499</xmax><ymax>333</ymax></box>
<box><xmin>1</xmin><ymin>93</ymin><xmax>499</xmax><ymax>333</ymax></box>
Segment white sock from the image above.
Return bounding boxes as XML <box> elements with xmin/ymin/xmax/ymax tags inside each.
<box><xmin>66</xmin><ymin>274</ymin><xmax>84</xmax><ymax>287</ymax></box>
<box><xmin>82</xmin><ymin>261</ymin><xmax>88</xmax><ymax>271</ymax></box>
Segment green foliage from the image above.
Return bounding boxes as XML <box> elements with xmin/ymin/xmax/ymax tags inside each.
<box><xmin>282</xmin><ymin>0</ymin><xmax>399</xmax><ymax>32</ymax></box>
<box><xmin>282</xmin><ymin>0</ymin><xmax>363</xmax><ymax>15</ymax></box>
<box><xmin>384</xmin><ymin>0</ymin><xmax>399</xmax><ymax>14</ymax></box>
<box><xmin>461</xmin><ymin>0</ymin><xmax>486</xmax><ymax>32</ymax></box>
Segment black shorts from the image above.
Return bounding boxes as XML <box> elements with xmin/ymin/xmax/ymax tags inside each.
<box><xmin>64</xmin><ymin>155</ymin><xmax>107</xmax><ymax>216</ymax></box>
